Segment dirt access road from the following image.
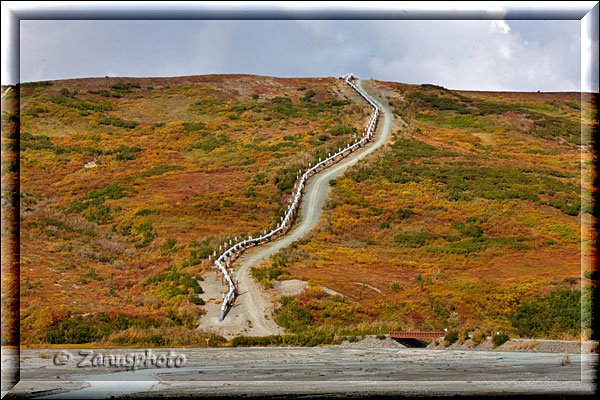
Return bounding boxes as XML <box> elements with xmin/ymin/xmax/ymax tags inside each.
<box><xmin>197</xmin><ymin>80</ymin><xmax>396</xmax><ymax>338</ymax></box>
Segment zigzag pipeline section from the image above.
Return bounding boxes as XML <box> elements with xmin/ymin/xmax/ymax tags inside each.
<box><xmin>211</xmin><ymin>74</ymin><xmax>380</xmax><ymax>322</ymax></box>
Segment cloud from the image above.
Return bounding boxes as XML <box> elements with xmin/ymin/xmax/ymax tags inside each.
<box><xmin>492</xmin><ymin>20</ymin><xmax>511</xmax><ymax>34</ymax></box>
<box><xmin>187</xmin><ymin>21</ymin><xmax>237</xmax><ymax>74</ymax></box>
<box><xmin>18</xmin><ymin>19</ymin><xmax>583</xmax><ymax>92</ymax></box>
<box><xmin>360</xmin><ymin>20</ymin><xmax>580</xmax><ymax>91</ymax></box>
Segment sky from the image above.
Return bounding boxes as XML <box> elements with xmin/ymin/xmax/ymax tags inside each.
<box><xmin>7</xmin><ymin>3</ymin><xmax>600</xmax><ymax>92</ymax></box>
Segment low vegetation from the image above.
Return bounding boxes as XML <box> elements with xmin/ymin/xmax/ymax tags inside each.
<box><xmin>9</xmin><ymin>75</ymin><xmax>596</xmax><ymax>346</ymax></box>
<box><xmin>510</xmin><ymin>288</ymin><xmax>593</xmax><ymax>339</ymax></box>
<box><xmin>14</xmin><ymin>74</ymin><xmax>371</xmax><ymax>345</ymax></box>
<box><xmin>259</xmin><ymin>82</ymin><xmax>596</xmax><ymax>341</ymax></box>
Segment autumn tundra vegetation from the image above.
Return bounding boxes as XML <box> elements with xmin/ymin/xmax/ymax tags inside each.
<box><xmin>249</xmin><ymin>81</ymin><xmax>597</xmax><ymax>345</ymax></box>
<box><xmin>1</xmin><ymin>74</ymin><xmax>597</xmax><ymax>347</ymax></box>
<box><xmin>5</xmin><ymin>74</ymin><xmax>370</xmax><ymax>346</ymax></box>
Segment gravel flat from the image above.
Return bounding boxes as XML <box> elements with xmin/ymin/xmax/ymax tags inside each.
<box><xmin>5</xmin><ymin>346</ymin><xmax>597</xmax><ymax>398</ymax></box>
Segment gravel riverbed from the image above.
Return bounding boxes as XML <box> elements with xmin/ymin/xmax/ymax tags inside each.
<box><xmin>4</xmin><ymin>341</ymin><xmax>597</xmax><ymax>398</ymax></box>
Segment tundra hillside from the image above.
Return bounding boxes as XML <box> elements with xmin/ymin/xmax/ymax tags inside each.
<box><xmin>7</xmin><ymin>75</ymin><xmax>371</xmax><ymax>345</ymax></box>
<box><xmin>252</xmin><ymin>81</ymin><xmax>597</xmax><ymax>342</ymax></box>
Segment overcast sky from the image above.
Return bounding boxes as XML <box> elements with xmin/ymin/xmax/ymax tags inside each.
<box><xmin>15</xmin><ymin>14</ymin><xmax>599</xmax><ymax>92</ymax></box>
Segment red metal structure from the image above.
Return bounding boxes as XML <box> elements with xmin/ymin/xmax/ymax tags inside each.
<box><xmin>389</xmin><ymin>331</ymin><xmax>446</xmax><ymax>339</ymax></box>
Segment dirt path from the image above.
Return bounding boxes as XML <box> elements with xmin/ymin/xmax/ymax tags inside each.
<box><xmin>197</xmin><ymin>80</ymin><xmax>395</xmax><ymax>338</ymax></box>
<box><xmin>354</xmin><ymin>282</ymin><xmax>383</xmax><ymax>294</ymax></box>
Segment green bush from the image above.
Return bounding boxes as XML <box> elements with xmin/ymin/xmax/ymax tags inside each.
<box><xmin>183</xmin><ymin>122</ymin><xmax>206</xmax><ymax>132</ymax></box>
<box><xmin>252</xmin><ymin>261</ymin><xmax>290</xmax><ymax>289</ymax></box>
<box><xmin>397</xmin><ymin>208</ymin><xmax>415</xmax><ymax>219</ymax></box>
<box><xmin>329</xmin><ymin>124</ymin><xmax>357</xmax><ymax>137</ymax></box>
<box><xmin>244</xmin><ymin>187</ymin><xmax>256</xmax><ymax>198</ymax></box>
<box><xmin>274</xmin><ymin>299</ymin><xmax>313</xmax><ymax>330</ymax></box>
<box><xmin>565</xmin><ymin>101</ymin><xmax>580</xmax><ymax>110</ymax></box>
<box><xmin>135</xmin><ymin>208</ymin><xmax>158</xmax><ymax>216</ymax></box>
<box><xmin>444</xmin><ymin>331</ymin><xmax>459</xmax><ymax>346</ymax></box>
<box><xmin>451</xmin><ymin>221</ymin><xmax>484</xmax><ymax>238</ymax></box>
<box><xmin>21</xmin><ymin>81</ymin><xmax>52</xmax><ymax>88</ymax></box>
<box><xmin>113</xmin><ymin>145</ymin><xmax>142</xmax><ymax>160</ymax></box>
<box><xmin>46</xmin><ymin>313</ymin><xmax>163</xmax><ymax>344</ymax></box>
<box><xmin>86</xmin><ymin>182</ymin><xmax>130</xmax><ymax>201</ymax></box>
<box><xmin>183</xmin><ymin>247</ymin><xmax>209</xmax><ymax>267</ymax></box>
<box><xmin>302</xmin><ymin>90</ymin><xmax>316</xmax><ymax>102</ymax></box>
<box><xmin>408</xmin><ymin>91</ymin><xmax>471</xmax><ymax>114</ymax></box>
<box><xmin>24</xmin><ymin>107</ymin><xmax>49</xmax><ymax>117</ymax></box>
<box><xmin>231</xmin><ymin>330</ymin><xmax>337</xmax><ymax>347</ymax></box>
<box><xmin>85</xmin><ymin>204</ymin><xmax>112</xmax><ymax>224</ymax></box>
<box><xmin>189</xmin><ymin>294</ymin><xmax>205</xmax><ymax>305</ymax></box>
<box><xmin>390</xmin><ymin>283</ymin><xmax>403</xmax><ymax>292</ymax></box>
<box><xmin>162</xmin><ymin>238</ymin><xmax>177</xmax><ymax>251</ymax></box>
<box><xmin>187</xmin><ymin>245</ymin><xmax>213</xmax><ymax>260</ymax></box>
<box><xmin>231</xmin><ymin>335</ymin><xmax>282</xmax><ymax>347</ymax></box>
<box><xmin>394</xmin><ymin>232</ymin><xmax>435</xmax><ymax>248</ymax></box>
<box><xmin>66</xmin><ymin>182</ymin><xmax>136</xmax><ymax>222</ymax></box>
<box><xmin>510</xmin><ymin>289</ymin><xmax>582</xmax><ymax>338</ymax></box>
<box><xmin>134</xmin><ymin>221</ymin><xmax>158</xmax><ymax>248</ymax></box>
<box><xmin>254</xmin><ymin>173</ymin><xmax>266</xmax><ymax>185</ymax></box>
<box><xmin>46</xmin><ymin>318</ymin><xmax>100</xmax><ymax>344</ymax></box>
<box><xmin>89</xmin><ymin>89</ymin><xmax>121</xmax><ymax>98</ymax></box>
<box><xmin>269</xmin><ymin>96</ymin><xmax>295</xmax><ymax>117</ymax></box>
<box><xmin>60</xmin><ymin>88</ymin><xmax>74</xmax><ymax>97</ymax></box>
<box><xmin>492</xmin><ymin>332</ymin><xmax>509</xmax><ymax>347</ymax></box>
<box><xmin>111</xmin><ymin>82</ymin><xmax>140</xmax><ymax>92</ymax></box>
<box><xmin>99</xmin><ymin>116</ymin><xmax>138</xmax><ymax>129</ymax></box>
<box><xmin>275</xmin><ymin>169</ymin><xmax>298</xmax><ymax>193</ymax></box>
<box><xmin>51</xmin><ymin>96</ymin><xmax>112</xmax><ymax>112</ymax></box>
<box><xmin>267</xmin><ymin>267</ymin><xmax>287</xmax><ymax>280</ymax></box>
<box><xmin>21</xmin><ymin>134</ymin><xmax>58</xmax><ymax>152</ymax></box>
<box><xmin>145</xmin><ymin>266</ymin><xmax>203</xmax><ymax>299</ymax></box>
<box><xmin>193</xmin><ymin>137</ymin><xmax>220</xmax><ymax>152</ymax></box>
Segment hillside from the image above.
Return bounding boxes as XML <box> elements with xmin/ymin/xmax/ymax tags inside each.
<box><xmin>7</xmin><ymin>74</ymin><xmax>371</xmax><ymax>345</ymax></box>
<box><xmin>2</xmin><ymin>74</ymin><xmax>597</xmax><ymax>346</ymax></box>
<box><xmin>251</xmin><ymin>81</ymin><xmax>597</xmax><ymax>342</ymax></box>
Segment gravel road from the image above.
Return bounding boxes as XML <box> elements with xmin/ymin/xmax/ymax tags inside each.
<box><xmin>198</xmin><ymin>80</ymin><xmax>395</xmax><ymax>338</ymax></box>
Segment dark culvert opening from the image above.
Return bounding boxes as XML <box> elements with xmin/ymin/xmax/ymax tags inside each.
<box><xmin>392</xmin><ymin>338</ymin><xmax>428</xmax><ymax>348</ymax></box>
